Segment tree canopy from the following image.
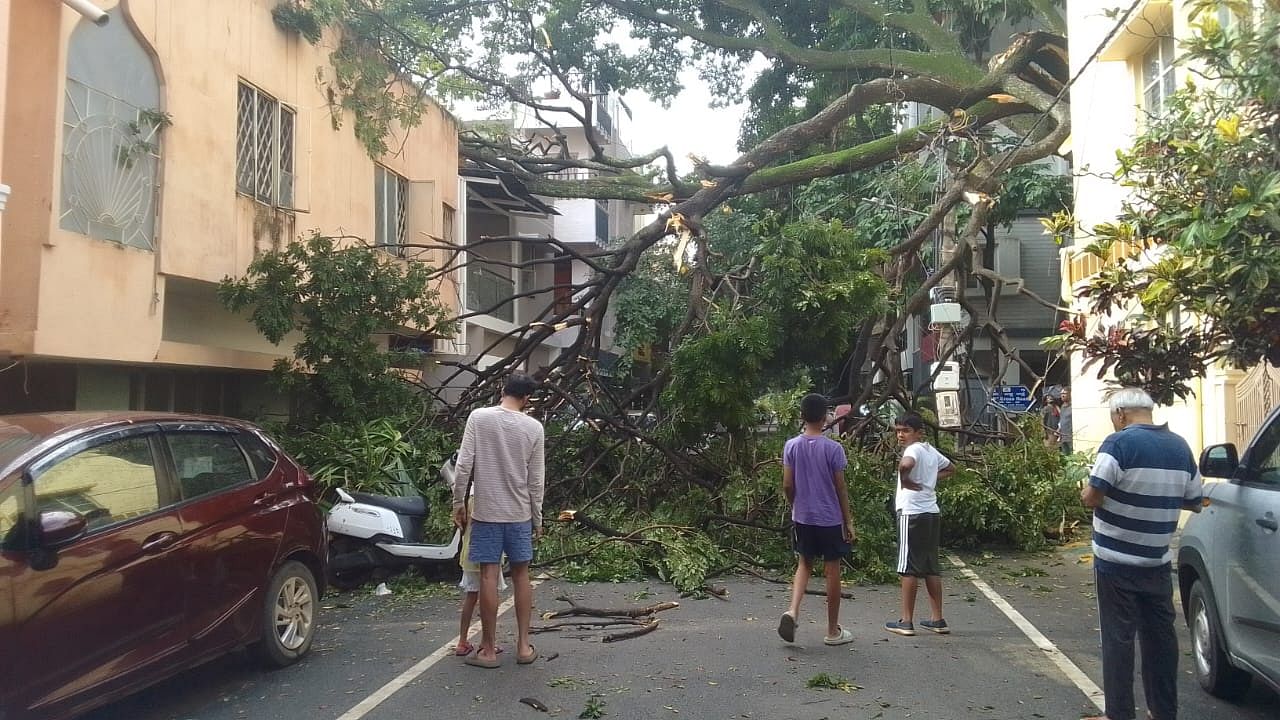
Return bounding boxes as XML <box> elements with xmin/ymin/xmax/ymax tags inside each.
<box><xmin>264</xmin><ymin>1</ymin><xmax>1082</xmax><ymax>455</ymax></box>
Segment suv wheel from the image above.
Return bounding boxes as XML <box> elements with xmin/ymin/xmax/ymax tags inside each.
<box><xmin>1188</xmin><ymin>580</ymin><xmax>1251</xmax><ymax>699</ymax></box>
<box><xmin>256</xmin><ymin>561</ymin><xmax>318</xmax><ymax>668</ymax></box>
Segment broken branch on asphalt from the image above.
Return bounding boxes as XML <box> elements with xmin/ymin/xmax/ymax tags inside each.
<box><xmin>535</xmin><ymin>596</ymin><xmax>678</xmax><ymax>643</ymax></box>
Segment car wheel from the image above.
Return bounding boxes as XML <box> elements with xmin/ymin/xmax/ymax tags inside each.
<box><xmin>1188</xmin><ymin>580</ymin><xmax>1252</xmax><ymax>699</ymax></box>
<box><xmin>256</xmin><ymin>561</ymin><xmax>318</xmax><ymax>668</ymax></box>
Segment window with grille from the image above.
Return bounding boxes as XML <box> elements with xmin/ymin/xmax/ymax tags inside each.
<box><xmin>236</xmin><ymin>82</ymin><xmax>295</xmax><ymax>207</ymax></box>
<box><xmin>443</xmin><ymin>204</ymin><xmax>456</xmax><ymax>244</ymax></box>
<box><xmin>59</xmin><ymin>9</ymin><xmax>161</xmax><ymax>250</ymax></box>
<box><xmin>375</xmin><ymin>165</ymin><xmax>408</xmax><ymax>253</ymax></box>
<box><xmin>1140</xmin><ymin>35</ymin><xmax>1176</xmax><ymax>117</ymax></box>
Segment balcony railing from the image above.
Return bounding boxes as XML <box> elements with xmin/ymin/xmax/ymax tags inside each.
<box><xmin>549</xmin><ymin>167</ymin><xmax>597</xmax><ymax>181</ymax></box>
<box><xmin>466</xmin><ymin>265</ymin><xmax>515</xmax><ymax>322</ymax></box>
<box><xmin>1064</xmin><ymin>237</ymin><xmax>1157</xmax><ymax>288</ymax></box>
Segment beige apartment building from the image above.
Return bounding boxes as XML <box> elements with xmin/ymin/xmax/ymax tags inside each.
<box><xmin>0</xmin><ymin>0</ymin><xmax>461</xmax><ymax>416</ymax></box>
<box><xmin>1063</xmin><ymin>0</ymin><xmax>1276</xmax><ymax>454</ymax></box>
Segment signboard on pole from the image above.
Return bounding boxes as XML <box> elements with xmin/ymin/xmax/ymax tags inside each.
<box><xmin>990</xmin><ymin>385</ymin><xmax>1033</xmax><ymax>412</ymax></box>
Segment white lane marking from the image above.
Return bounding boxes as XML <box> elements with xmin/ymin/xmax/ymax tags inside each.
<box><xmin>947</xmin><ymin>553</ymin><xmax>1106</xmax><ymax>713</ymax></box>
<box><xmin>336</xmin><ymin>579</ymin><xmax>543</xmax><ymax>720</ymax></box>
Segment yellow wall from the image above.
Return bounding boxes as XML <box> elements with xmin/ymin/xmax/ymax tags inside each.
<box><xmin>0</xmin><ymin>0</ymin><xmax>460</xmax><ymax>373</ymax></box>
<box><xmin>1064</xmin><ymin>1</ymin><xmax>1244</xmax><ymax>455</ymax></box>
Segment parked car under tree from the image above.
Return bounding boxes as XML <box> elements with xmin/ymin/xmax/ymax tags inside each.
<box><xmin>1178</xmin><ymin>406</ymin><xmax>1280</xmax><ymax>700</ymax></box>
<box><xmin>0</xmin><ymin>412</ymin><xmax>327</xmax><ymax>720</ymax></box>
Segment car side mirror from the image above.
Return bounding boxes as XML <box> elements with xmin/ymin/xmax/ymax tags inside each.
<box><xmin>1199</xmin><ymin>443</ymin><xmax>1239</xmax><ymax>479</ymax></box>
<box><xmin>40</xmin><ymin>510</ymin><xmax>88</xmax><ymax>547</ymax></box>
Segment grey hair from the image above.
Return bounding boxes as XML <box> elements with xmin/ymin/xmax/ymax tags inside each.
<box><xmin>1108</xmin><ymin>387</ymin><xmax>1155</xmax><ymax>412</ymax></box>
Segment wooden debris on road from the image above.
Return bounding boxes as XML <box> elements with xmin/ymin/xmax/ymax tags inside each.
<box><xmin>535</xmin><ymin>595</ymin><xmax>678</xmax><ymax>643</ymax></box>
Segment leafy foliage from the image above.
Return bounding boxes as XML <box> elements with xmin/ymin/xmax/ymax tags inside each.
<box><xmin>807</xmin><ymin>673</ymin><xmax>861</xmax><ymax>692</ymax></box>
<box><xmin>654</xmin><ymin>214</ymin><xmax>888</xmax><ymax>440</ymax></box>
<box><xmin>539</xmin><ymin>421</ymin><xmax>1085</xmax><ymax>593</ymax></box>
<box><xmin>936</xmin><ymin>418</ymin><xmax>1087</xmax><ymax>548</ymax></box>
<box><xmin>219</xmin><ymin>233</ymin><xmax>453</xmax><ymax>426</ymax></box>
<box><xmin>1056</xmin><ymin>1</ymin><xmax>1280</xmax><ymax>403</ymax></box>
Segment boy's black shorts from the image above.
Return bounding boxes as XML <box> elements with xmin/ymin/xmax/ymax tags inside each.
<box><xmin>792</xmin><ymin>522</ymin><xmax>851</xmax><ymax>561</ymax></box>
<box><xmin>896</xmin><ymin>512</ymin><xmax>941</xmax><ymax>577</ymax></box>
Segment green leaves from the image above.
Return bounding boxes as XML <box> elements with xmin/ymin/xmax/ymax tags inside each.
<box><xmin>219</xmin><ymin>233</ymin><xmax>454</xmax><ymax>426</ymax></box>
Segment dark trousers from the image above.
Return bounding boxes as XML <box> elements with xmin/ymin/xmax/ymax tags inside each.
<box><xmin>1095</xmin><ymin>565</ymin><xmax>1178</xmax><ymax>720</ymax></box>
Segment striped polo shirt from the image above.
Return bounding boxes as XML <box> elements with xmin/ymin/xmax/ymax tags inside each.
<box><xmin>1088</xmin><ymin>423</ymin><xmax>1202</xmax><ymax>573</ymax></box>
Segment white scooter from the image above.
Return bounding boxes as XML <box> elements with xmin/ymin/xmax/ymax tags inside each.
<box><xmin>326</xmin><ymin>454</ymin><xmax>463</xmax><ymax>590</ymax></box>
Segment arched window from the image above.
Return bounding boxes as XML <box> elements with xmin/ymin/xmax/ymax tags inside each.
<box><xmin>59</xmin><ymin>7</ymin><xmax>162</xmax><ymax>250</ymax></box>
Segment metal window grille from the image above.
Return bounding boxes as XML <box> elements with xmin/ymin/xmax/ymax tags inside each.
<box><xmin>60</xmin><ymin>78</ymin><xmax>160</xmax><ymax>250</ymax></box>
<box><xmin>235</xmin><ymin>81</ymin><xmax>294</xmax><ymax>207</ymax></box>
<box><xmin>374</xmin><ymin>165</ymin><xmax>408</xmax><ymax>254</ymax></box>
<box><xmin>253</xmin><ymin>92</ymin><xmax>275</xmax><ymax>202</ymax></box>
<box><xmin>395</xmin><ymin>174</ymin><xmax>407</xmax><ymax>249</ymax></box>
<box><xmin>279</xmin><ymin>106</ymin><xmax>295</xmax><ymax>207</ymax></box>
<box><xmin>235</xmin><ymin>84</ymin><xmax>255</xmax><ymax>193</ymax></box>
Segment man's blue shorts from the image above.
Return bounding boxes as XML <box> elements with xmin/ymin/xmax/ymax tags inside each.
<box><xmin>468</xmin><ymin>520</ymin><xmax>534</xmax><ymax>564</ymax></box>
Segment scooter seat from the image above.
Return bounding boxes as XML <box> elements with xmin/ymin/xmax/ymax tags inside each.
<box><xmin>349</xmin><ymin>491</ymin><xmax>427</xmax><ymax>516</ymax></box>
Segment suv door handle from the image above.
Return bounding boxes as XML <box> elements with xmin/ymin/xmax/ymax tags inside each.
<box><xmin>1257</xmin><ymin>515</ymin><xmax>1278</xmax><ymax>531</ymax></box>
<box><xmin>142</xmin><ymin>531</ymin><xmax>178</xmax><ymax>553</ymax></box>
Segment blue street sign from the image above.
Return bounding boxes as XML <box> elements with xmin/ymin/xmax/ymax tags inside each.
<box><xmin>991</xmin><ymin>385</ymin><xmax>1033</xmax><ymax>412</ymax></box>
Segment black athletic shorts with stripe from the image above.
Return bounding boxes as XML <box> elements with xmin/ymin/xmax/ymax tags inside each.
<box><xmin>896</xmin><ymin>512</ymin><xmax>941</xmax><ymax>577</ymax></box>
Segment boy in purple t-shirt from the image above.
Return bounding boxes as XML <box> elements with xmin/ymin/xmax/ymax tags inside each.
<box><xmin>777</xmin><ymin>394</ymin><xmax>857</xmax><ymax>646</ymax></box>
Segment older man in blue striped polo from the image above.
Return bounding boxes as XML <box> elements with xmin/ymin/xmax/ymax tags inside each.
<box><xmin>1080</xmin><ymin>387</ymin><xmax>1203</xmax><ymax>720</ymax></box>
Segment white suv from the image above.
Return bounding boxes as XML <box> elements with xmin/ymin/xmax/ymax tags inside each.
<box><xmin>1177</xmin><ymin>407</ymin><xmax>1280</xmax><ymax>699</ymax></box>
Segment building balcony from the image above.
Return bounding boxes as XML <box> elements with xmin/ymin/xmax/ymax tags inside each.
<box><xmin>1062</xmin><ymin>236</ymin><xmax>1158</xmax><ymax>298</ymax></box>
<box><xmin>465</xmin><ymin>264</ymin><xmax>516</xmax><ymax>323</ymax></box>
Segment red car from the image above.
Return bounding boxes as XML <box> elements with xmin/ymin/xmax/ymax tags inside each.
<box><xmin>0</xmin><ymin>412</ymin><xmax>326</xmax><ymax>720</ymax></box>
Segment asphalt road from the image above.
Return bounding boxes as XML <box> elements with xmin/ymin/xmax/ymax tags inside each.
<box><xmin>85</xmin><ymin>545</ymin><xmax>1278</xmax><ymax>720</ymax></box>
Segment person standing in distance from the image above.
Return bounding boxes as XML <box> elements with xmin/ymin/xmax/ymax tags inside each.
<box><xmin>452</xmin><ymin>373</ymin><xmax>545</xmax><ymax>668</ymax></box>
<box><xmin>1080</xmin><ymin>387</ymin><xmax>1202</xmax><ymax>720</ymax></box>
<box><xmin>1056</xmin><ymin>386</ymin><xmax>1074</xmax><ymax>454</ymax></box>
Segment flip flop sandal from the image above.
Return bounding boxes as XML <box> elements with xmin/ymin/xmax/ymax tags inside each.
<box><xmin>517</xmin><ymin>645</ymin><xmax>540</xmax><ymax>665</ymax></box>
<box><xmin>454</xmin><ymin>641</ymin><xmax>475</xmax><ymax>656</ymax></box>
<box><xmin>464</xmin><ymin>652</ymin><xmax>501</xmax><ymax>669</ymax></box>
<box><xmin>823</xmin><ymin>627</ymin><xmax>854</xmax><ymax>646</ymax></box>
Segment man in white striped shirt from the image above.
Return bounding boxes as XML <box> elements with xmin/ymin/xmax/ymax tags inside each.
<box><xmin>452</xmin><ymin>373</ymin><xmax>546</xmax><ymax>668</ymax></box>
<box><xmin>1080</xmin><ymin>387</ymin><xmax>1202</xmax><ymax>720</ymax></box>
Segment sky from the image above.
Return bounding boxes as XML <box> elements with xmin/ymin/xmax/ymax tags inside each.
<box><xmin>619</xmin><ymin>66</ymin><xmax>752</xmax><ymax>172</ymax></box>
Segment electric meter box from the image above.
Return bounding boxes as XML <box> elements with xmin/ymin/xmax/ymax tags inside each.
<box><xmin>931</xmin><ymin>302</ymin><xmax>962</xmax><ymax>324</ymax></box>
<box><xmin>932</xmin><ymin>362</ymin><xmax>961</xmax><ymax>391</ymax></box>
<box><xmin>937</xmin><ymin>390</ymin><xmax>962</xmax><ymax>428</ymax></box>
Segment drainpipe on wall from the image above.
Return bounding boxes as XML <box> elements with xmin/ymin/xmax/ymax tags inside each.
<box><xmin>62</xmin><ymin>0</ymin><xmax>109</xmax><ymax>25</ymax></box>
